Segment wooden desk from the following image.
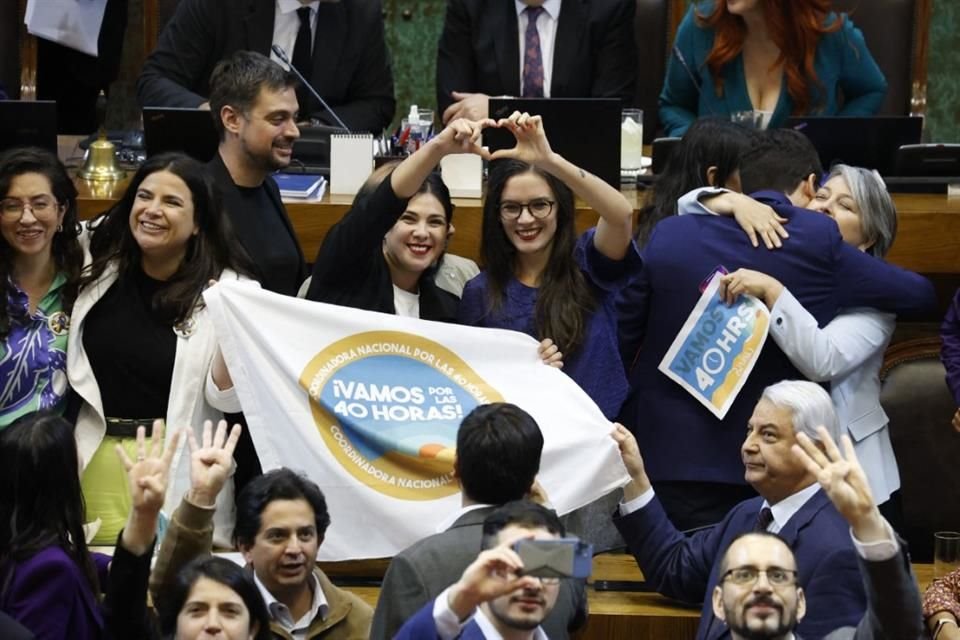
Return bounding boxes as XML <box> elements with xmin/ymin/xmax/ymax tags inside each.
<box><xmin>73</xmin><ymin>178</ymin><xmax>960</xmax><ymax>275</ymax></box>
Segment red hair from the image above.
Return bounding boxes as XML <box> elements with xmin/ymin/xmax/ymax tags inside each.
<box><xmin>696</xmin><ymin>0</ymin><xmax>843</xmax><ymax>115</ymax></box>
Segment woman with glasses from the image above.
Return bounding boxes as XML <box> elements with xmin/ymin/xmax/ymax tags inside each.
<box><xmin>306</xmin><ymin>118</ymin><xmax>488</xmax><ymax>321</ymax></box>
<box><xmin>458</xmin><ymin>112</ymin><xmax>639</xmax><ymax>420</ymax></box>
<box><xmin>0</xmin><ymin>148</ymin><xmax>83</xmax><ymax>428</ymax></box>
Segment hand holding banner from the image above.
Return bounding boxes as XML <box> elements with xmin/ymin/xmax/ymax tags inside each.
<box><xmin>204</xmin><ymin>282</ymin><xmax>628</xmax><ymax>559</ymax></box>
<box><xmin>658</xmin><ymin>273</ymin><xmax>770</xmax><ymax>419</ymax></box>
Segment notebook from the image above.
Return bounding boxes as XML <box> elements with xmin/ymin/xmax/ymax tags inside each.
<box><xmin>274</xmin><ymin>172</ymin><xmax>326</xmax><ymax>199</ymax></box>
<box><xmin>329</xmin><ymin>134</ymin><xmax>373</xmax><ymax>195</ymax></box>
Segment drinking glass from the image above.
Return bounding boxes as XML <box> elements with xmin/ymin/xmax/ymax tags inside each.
<box><xmin>621</xmin><ymin>108</ymin><xmax>644</xmax><ymax>172</ymax></box>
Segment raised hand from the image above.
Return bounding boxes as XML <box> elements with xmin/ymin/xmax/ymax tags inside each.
<box><xmin>792</xmin><ymin>426</ymin><xmax>887</xmax><ymax>542</ymax></box>
<box><xmin>489</xmin><ymin>112</ymin><xmax>555</xmax><ymax>166</ymax></box>
<box><xmin>116</xmin><ymin>419</ymin><xmax>183</xmax><ymax>555</ymax></box>
<box><xmin>187</xmin><ymin>420</ymin><xmax>242</xmax><ymax>507</ymax></box>
<box><xmin>432</xmin><ymin>117</ymin><xmax>495</xmax><ymax>158</ymax></box>
<box><xmin>611</xmin><ymin>423</ymin><xmax>650</xmax><ymax>500</ymax></box>
<box><xmin>116</xmin><ymin>419</ymin><xmax>181</xmax><ymax>516</ymax></box>
<box><xmin>447</xmin><ymin>543</ymin><xmax>541</xmax><ymax>619</ymax></box>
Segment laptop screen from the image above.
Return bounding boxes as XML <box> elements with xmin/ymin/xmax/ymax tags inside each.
<box><xmin>143</xmin><ymin>107</ymin><xmax>220</xmax><ymax>162</ymax></box>
<box><xmin>782</xmin><ymin>116</ymin><xmax>922</xmax><ymax>177</ymax></box>
<box><xmin>485</xmin><ymin>98</ymin><xmax>621</xmax><ymax>188</ymax></box>
<box><xmin>0</xmin><ymin>100</ymin><xmax>57</xmax><ymax>153</ymax></box>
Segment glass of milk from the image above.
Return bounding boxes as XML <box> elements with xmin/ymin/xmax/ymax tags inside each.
<box><xmin>621</xmin><ymin>109</ymin><xmax>644</xmax><ymax>172</ymax></box>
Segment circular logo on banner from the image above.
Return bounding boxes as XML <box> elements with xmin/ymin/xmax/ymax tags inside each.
<box><xmin>299</xmin><ymin>331</ymin><xmax>504</xmax><ymax>500</ymax></box>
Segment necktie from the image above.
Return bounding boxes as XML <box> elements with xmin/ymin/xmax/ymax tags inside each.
<box><xmin>754</xmin><ymin>506</ymin><xmax>774</xmax><ymax>532</ymax></box>
<box><xmin>521</xmin><ymin>6</ymin><xmax>545</xmax><ymax>97</ymax></box>
<box><xmin>292</xmin><ymin>6</ymin><xmax>314</xmax><ymax>114</ymax></box>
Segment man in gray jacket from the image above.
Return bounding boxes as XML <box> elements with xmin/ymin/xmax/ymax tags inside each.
<box><xmin>370</xmin><ymin>403</ymin><xmax>587</xmax><ymax>639</ymax></box>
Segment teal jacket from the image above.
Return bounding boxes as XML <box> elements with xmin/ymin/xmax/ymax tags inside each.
<box><xmin>659</xmin><ymin>2</ymin><xmax>887</xmax><ymax>136</ymax></box>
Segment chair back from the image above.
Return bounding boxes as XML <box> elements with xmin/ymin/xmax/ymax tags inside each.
<box><xmin>832</xmin><ymin>0</ymin><xmax>931</xmax><ymax>116</ymax></box>
<box><xmin>880</xmin><ymin>336</ymin><xmax>960</xmax><ymax>561</ymax></box>
<box><xmin>633</xmin><ymin>0</ymin><xmax>677</xmax><ymax>143</ymax></box>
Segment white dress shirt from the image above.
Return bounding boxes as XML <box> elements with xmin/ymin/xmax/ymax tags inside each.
<box><xmin>515</xmin><ymin>0</ymin><xmax>562</xmax><ymax>97</ymax></box>
<box><xmin>272</xmin><ymin>0</ymin><xmax>321</xmax><ymax>68</ymax></box>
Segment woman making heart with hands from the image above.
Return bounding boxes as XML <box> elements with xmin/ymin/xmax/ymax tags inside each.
<box><xmin>458</xmin><ymin>112</ymin><xmax>640</xmax><ymax>420</ymax></box>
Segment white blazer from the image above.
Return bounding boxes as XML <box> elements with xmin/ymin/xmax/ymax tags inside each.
<box><xmin>769</xmin><ymin>289</ymin><xmax>899</xmax><ymax>503</ymax></box>
<box><xmin>69</xmin><ymin>254</ymin><xmax>243</xmax><ymax>545</ymax></box>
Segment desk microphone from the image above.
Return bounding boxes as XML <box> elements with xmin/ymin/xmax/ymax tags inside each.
<box><xmin>271</xmin><ymin>44</ymin><xmax>352</xmax><ymax>134</ymax></box>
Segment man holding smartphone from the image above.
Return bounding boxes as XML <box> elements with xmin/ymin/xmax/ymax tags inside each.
<box><xmin>394</xmin><ymin>501</ymin><xmax>569</xmax><ymax>640</ymax></box>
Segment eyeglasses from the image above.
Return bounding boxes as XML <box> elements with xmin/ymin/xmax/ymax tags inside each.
<box><xmin>0</xmin><ymin>197</ymin><xmax>59</xmax><ymax>220</ymax></box>
<box><xmin>721</xmin><ymin>566</ymin><xmax>798</xmax><ymax>587</ymax></box>
<box><xmin>498</xmin><ymin>199</ymin><xmax>555</xmax><ymax>220</ymax></box>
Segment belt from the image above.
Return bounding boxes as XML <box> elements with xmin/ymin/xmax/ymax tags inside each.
<box><xmin>104</xmin><ymin>417</ymin><xmax>162</xmax><ymax>438</ymax></box>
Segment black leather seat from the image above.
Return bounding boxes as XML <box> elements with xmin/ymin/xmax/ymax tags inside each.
<box><xmin>833</xmin><ymin>0</ymin><xmax>925</xmax><ymax>115</ymax></box>
<box><xmin>880</xmin><ymin>337</ymin><xmax>960</xmax><ymax>561</ymax></box>
<box><xmin>632</xmin><ymin>0</ymin><xmax>674</xmax><ymax>143</ymax></box>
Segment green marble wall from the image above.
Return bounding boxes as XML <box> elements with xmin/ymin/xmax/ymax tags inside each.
<box><xmin>927</xmin><ymin>0</ymin><xmax>960</xmax><ymax>142</ymax></box>
<box><xmin>382</xmin><ymin>0</ymin><xmax>960</xmax><ymax>140</ymax></box>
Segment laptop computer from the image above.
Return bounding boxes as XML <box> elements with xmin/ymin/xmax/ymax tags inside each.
<box><xmin>782</xmin><ymin>116</ymin><xmax>923</xmax><ymax>177</ymax></box>
<box><xmin>0</xmin><ymin>100</ymin><xmax>57</xmax><ymax>152</ymax></box>
<box><xmin>143</xmin><ymin>107</ymin><xmax>220</xmax><ymax>162</ymax></box>
<box><xmin>486</xmin><ymin>98</ymin><xmax>621</xmax><ymax>188</ymax></box>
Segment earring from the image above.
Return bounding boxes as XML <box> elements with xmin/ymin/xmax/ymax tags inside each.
<box><xmin>57</xmin><ymin>223</ymin><xmax>63</xmax><ymax>232</ymax></box>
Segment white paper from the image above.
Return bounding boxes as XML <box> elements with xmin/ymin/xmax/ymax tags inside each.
<box><xmin>25</xmin><ymin>0</ymin><xmax>108</xmax><ymax>57</ymax></box>
<box><xmin>441</xmin><ymin>153</ymin><xmax>483</xmax><ymax>198</ymax></box>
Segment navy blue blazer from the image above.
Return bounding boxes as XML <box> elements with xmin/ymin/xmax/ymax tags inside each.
<box><xmin>616</xmin><ymin>191</ymin><xmax>937</xmax><ymax>486</ymax></box>
<box><xmin>614</xmin><ymin>489</ymin><xmax>866</xmax><ymax>640</ymax></box>
<box><xmin>393</xmin><ymin>598</ymin><xmax>489</xmax><ymax>640</ymax></box>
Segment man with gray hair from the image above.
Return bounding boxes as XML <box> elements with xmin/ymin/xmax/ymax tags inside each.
<box><xmin>610</xmin><ymin>380</ymin><xmax>867</xmax><ymax>639</ymax></box>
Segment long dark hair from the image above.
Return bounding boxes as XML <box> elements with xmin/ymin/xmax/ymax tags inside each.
<box><xmin>82</xmin><ymin>152</ymin><xmax>254</xmax><ymax>324</ymax></box>
<box><xmin>158</xmin><ymin>556</ymin><xmax>271</xmax><ymax>639</ymax></box>
<box><xmin>0</xmin><ymin>412</ymin><xmax>99</xmax><ymax>597</ymax></box>
<box><xmin>0</xmin><ymin>147</ymin><xmax>83</xmax><ymax>336</ymax></box>
<box><xmin>481</xmin><ymin>160</ymin><xmax>595</xmax><ymax>353</ymax></box>
<box><xmin>636</xmin><ymin>118</ymin><xmax>753</xmax><ymax>246</ymax></box>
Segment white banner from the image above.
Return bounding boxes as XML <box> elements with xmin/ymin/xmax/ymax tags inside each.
<box><xmin>204</xmin><ymin>282</ymin><xmax>628</xmax><ymax>559</ymax></box>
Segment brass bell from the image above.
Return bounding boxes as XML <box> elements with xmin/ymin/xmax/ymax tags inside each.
<box><xmin>79</xmin><ymin>91</ymin><xmax>125</xmax><ymax>182</ymax></box>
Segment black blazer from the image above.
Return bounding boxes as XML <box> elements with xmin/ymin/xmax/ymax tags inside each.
<box><xmin>305</xmin><ymin>178</ymin><xmax>460</xmax><ymax>322</ymax></box>
<box><xmin>137</xmin><ymin>0</ymin><xmax>395</xmax><ymax>133</ymax></box>
<box><xmin>435</xmin><ymin>0</ymin><xmax>637</xmax><ymax>116</ymax></box>
<box><xmin>207</xmin><ymin>154</ymin><xmax>307</xmax><ymax>296</ymax></box>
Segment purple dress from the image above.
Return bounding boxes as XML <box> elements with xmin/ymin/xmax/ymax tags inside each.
<box><xmin>458</xmin><ymin>228</ymin><xmax>642</xmax><ymax>419</ymax></box>
<box><xmin>943</xmin><ymin>287</ymin><xmax>960</xmax><ymax>406</ymax></box>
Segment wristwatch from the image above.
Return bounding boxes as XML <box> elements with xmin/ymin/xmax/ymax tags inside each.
<box><xmin>934</xmin><ymin>617</ymin><xmax>958</xmax><ymax>640</ymax></box>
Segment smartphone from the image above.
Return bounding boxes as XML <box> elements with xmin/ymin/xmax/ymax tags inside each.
<box><xmin>513</xmin><ymin>538</ymin><xmax>593</xmax><ymax>580</ymax></box>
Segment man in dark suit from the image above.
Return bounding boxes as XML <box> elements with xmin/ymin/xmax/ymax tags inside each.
<box><xmin>394</xmin><ymin>501</ymin><xmax>566</xmax><ymax>640</ymax></box>
<box><xmin>137</xmin><ymin>0</ymin><xmax>394</xmax><ymax>133</ymax></box>
<box><xmin>435</xmin><ymin>0</ymin><xmax>636</xmax><ymax>124</ymax></box>
<box><xmin>616</xmin><ymin>129</ymin><xmax>937</xmax><ymax>531</ymax></box>
<box><xmin>371</xmin><ymin>403</ymin><xmax>586</xmax><ymax>640</ymax></box>
<box><xmin>711</xmin><ymin>424</ymin><xmax>923</xmax><ymax>640</ymax></box>
<box><xmin>612</xmin><ymin>381</ymin><xmax>869</xmax><ymax>639</ymax></box>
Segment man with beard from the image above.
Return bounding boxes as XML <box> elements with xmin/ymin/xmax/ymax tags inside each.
<box><xmin>394</xmin><ymin>500</ymin><xmax>564</xmax><ymax>640</ymax></box>
<box><xmin>711</xmin><ymin>426</ymin><xmax>923</xmax><ymax>640</ymax></box>
<box><xmin>207</xmin><ymin>50</ymin><xmax>308</xmax><ymax>297</ymax></box>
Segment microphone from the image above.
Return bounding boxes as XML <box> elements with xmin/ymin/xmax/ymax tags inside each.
<box><xmin>271</xmin><ymin>44</ymin><xmax>352</xmax><ymax>134</ymax></box>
